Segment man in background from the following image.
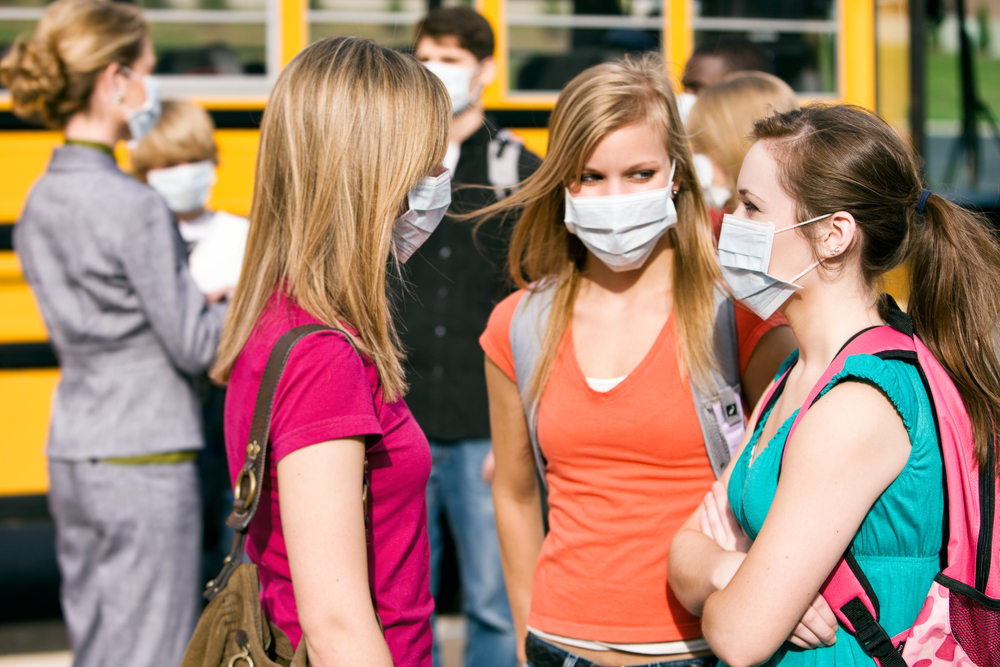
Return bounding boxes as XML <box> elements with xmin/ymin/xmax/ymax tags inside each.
<box><xmin>678</xmin><ymin>37</ymin><xmax>772</xmax><ymax>123</ymax></box>
<box><xmin>681</xmin><ymin>37</ymin><xmax>772</xmax><ymax>95</ymax></box>
<box><xmin>397</xmin><ymin>7</ymin><xmax>541</xmax><ymax>667</ymax></box>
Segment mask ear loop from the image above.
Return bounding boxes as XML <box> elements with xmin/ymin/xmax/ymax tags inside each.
<box><xmin>773</xmin><ymin>212</ymin><xmax>832</xmax><ymax>234</ymax></box>
<box><xmin>777</xmin><ymin>213</ymin><xmax>834</xmax><ymax>284</ymax></box>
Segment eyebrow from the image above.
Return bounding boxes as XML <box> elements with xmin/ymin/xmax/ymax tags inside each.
<box><xmin>738</xmin><ymin>188</ymin><xmax>762</xmax><ymax>201</ymax></box>
<box><xmin>583</xmin><ymin>160</ymin><xmax>661</xmax><ymax>172</ymax></box>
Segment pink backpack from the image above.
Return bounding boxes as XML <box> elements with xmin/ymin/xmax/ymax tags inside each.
<box><xmin>759</xmin><ymin>296</ymin><xmax>999</xmax><ymax>667</ymax></box>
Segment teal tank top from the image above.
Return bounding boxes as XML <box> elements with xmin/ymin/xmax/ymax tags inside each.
<box><xmin>726</xmin><ymin>351</ymin><xmax>944</xmax><ymax>666</ymax></box>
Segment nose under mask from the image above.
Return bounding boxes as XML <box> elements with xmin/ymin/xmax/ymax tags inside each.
<box><xmin>563</xmin><ymin>161</ymin><xmax>678</xmax><ymax>272</ymax></box>
<box><xmin>392</xmin><ymin>170</ymin><xmax>453</xmax><ymax>263</ymax></box>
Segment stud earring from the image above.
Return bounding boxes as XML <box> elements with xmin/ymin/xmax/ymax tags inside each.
<box><xmin>112</xmin><ymin>89</ymin><xmax>124</xmax><ymax>105</ymax></box>
<box><xmin>831</xmin><ymin>246</ymin><xmax>841</xmax><ymax>255</ymax></box>
<box><xmin>671</xmin><ymin>189</ymin><xmax>679</xmax><ymax>198</ymax></box>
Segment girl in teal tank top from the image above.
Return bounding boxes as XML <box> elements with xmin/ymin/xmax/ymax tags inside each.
<box><xmin>666</xmin><ymin>104</ymin><xmax>1000</xmax><ymax>667</ymax></box>
<box><xmin>725</xmin><ymin>350</ymin><xmax>943</xmax><ymax>666</ymax></box>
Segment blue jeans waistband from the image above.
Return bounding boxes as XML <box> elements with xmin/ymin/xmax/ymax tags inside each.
<box><xmin>525</xmin><ymin>633</ymin><xmax>719</xmax><ymax>667</ymax></box>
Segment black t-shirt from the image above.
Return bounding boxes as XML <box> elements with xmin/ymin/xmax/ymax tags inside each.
<box><xmin>394</xmin><ymin>120</ymin><xmax>541</xmax><ymax>442</ymax></box>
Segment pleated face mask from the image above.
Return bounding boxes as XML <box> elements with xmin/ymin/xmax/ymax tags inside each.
<box><xmin>718</xmin><ymin>212</ymin><xmax>831</xmax><ymax>319</ymax></box>
<box><xmin>392</xmin><ymin>170</ymin><xmax>452</xmax><ymax>263</ymax></box>
<box><xmin>563</xmin><ymin>161</ymin><xmax>678</xmax><ymax>272</ymax></box>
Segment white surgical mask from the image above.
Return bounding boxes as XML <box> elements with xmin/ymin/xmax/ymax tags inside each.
<box><xmin>564</xmin><ymin>161</ymin><xmax>678</xmax><ymax>272</ymax></box>
<box><xmin>393</xmin><ymin>170</ymin><xmax>452</xmax><ymax>262</ymax></box>
<box><xmin>116</xmin><ymin>69</ymin><xmax>161</xmax><ymax>147</ymax></box>
<box><xmin>146</xmin><ymin>161</ymin><xmax>217</xmax><ymax>214</ymax></box>
<box><xmin>718</xmin><ymin>212</ymin><xmax>832</xmax><ymax>319</ymax></box>
<box><xmin>423</xmin><ymin>61</ymin><xmax>480</xmax><ymax>116</ymax></box>
<box><xmin>677</xmin><ymin>92</ymin><xmax>698</xmax><ymax>126</ymax></box>
<box><xmin>691</xmin><ymin>153</ymin><xmax>732</xmax><ymax>210</ymax></box>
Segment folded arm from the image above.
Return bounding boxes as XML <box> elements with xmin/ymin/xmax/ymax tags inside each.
<box><xmin>699</xmin><ymin>381</ymin><xmax>911</xmax><ymax>667</ymax></box>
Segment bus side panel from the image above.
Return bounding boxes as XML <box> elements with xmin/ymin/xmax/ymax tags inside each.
<box><xmin>0</xmin><ymin>368</ymin><xmax>57</xmax><ymax>497</ymax></box>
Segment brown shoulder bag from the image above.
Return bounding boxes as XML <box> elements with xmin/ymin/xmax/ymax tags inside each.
<box><xmin>180</xmin><ymin>324</ymin><xmax>373</xmax><ymax>667</ymax></box>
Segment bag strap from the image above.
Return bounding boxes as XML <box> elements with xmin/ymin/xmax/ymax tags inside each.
<box><xmin>510</xmin><ymin>283</ymin><xmax>555</xmax><ymax>492</ymax></box>
<box><xmin>487</xmin><ymin>129</ymin><xmax>523</xmax><ymax>201</ymax></box>
<box><xmin>774</xmin><ymin>295</ymin><xmax>917</xmax><ymax>666</ymax></box>
<box><xmin>690</xmin><ymin>288</ymin><xmax>746</xmax><ymax>478</ymax></box>
<box><xmin>510</xmin><ymin>284</ymin><xmax>749</xmax><ymax>486</ymax></box>
<box><xmin>206</xmin><ymin>323</ymin><xmax>357</xmax><ymax>601</ymax></box>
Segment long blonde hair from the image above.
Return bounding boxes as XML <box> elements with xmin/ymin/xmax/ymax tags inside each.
<box><xmin>211</xmin><ymin>37</ymin><xmax>450</xmax><ymax>401</ymax></box>
<box><xmin>474</xmin><ymin>53</ymin><xmax>720</xmax><ymax>402</ymax></box>
<box><xmin>0</xmin><ymin>0</ymin><xmax>147</xmax><ymax>129</ymax></box>
<box><xmin>687</xmin><ymin>71</ymin><xmax>798</xmax><ymax>209</ymax></box>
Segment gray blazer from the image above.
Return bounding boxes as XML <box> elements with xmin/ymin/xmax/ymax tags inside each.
<box><xmin>15</xmin><ymin>145</ymin><xmax>227</xmax><ymax>460</ymax></box>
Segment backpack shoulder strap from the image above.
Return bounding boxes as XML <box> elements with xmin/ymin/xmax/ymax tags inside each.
<box><xmin>509</xmin><ymin>283</ymin><xmax>556</xmax><ymax>491</ymax></box>
<box><xmin>690</xmin><ymin>287</ymin><xmax>747</xmax><ymax>478</ymax></box>
<box><xmin>780</xmin><ymin>296</ymin><xmax>918</xmax><ymax>667</ymax></box>
<box><xmin>488</xmin><ymin>128</ymin><xmax>523</xmax><ymax>201</ymax></box>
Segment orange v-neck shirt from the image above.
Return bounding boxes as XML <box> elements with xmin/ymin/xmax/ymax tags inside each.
<box><xmin>480</xmin><ymin>289</ymin><xmax>784</xmax><ymax>643</ymax></box>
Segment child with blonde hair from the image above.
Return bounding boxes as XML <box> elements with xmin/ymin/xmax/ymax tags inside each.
<box><xmin>131</xmin><ymin>99</ymin><xmax>248</xmax><ymax>297</ymax></box>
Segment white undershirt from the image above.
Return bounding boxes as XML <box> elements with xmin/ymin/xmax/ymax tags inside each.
<box><xmin>585</xmin><ymin>375</ymin><xmax>627</xmax><ymax>392</ymax></box>
<box><xmin>528</xmin><ymin>626</ymin><xmax>710</xmax><ymax>656</ymax></box>
<box><xmin>443</xmin><ymin>141</ymin><xmax>461</xmax><ymax>176</ymax></box>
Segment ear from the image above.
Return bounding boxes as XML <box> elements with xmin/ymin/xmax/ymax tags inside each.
<box><xmin>94</xmin><ymin>61</ymin><xmax>123</xmax><ymax>108</ymax></box>
<box><xmin>476</xmin><ymin>56</ymin><xmax>497</xmax><ymax>89</ymax></box>
<box><xmin>817</xmin><ymin>211</ymin><xmax>857</xmax><ymax>260</ymax></box>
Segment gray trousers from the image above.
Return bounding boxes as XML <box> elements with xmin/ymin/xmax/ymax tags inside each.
<box><xmin>48</xmin><ymin>459</ymin><xmax>202</xmax><ymax>667</ymax></box>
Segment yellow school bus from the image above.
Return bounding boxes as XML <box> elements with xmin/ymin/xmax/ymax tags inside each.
<box><xmin>0</xmin><ymin>0</ymin><xmax>942</xmax><ymax>503</ymax></box>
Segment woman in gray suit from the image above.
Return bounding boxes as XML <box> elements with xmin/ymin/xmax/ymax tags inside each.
<box><xmin>0</xmin><ymin>1</ymin><xmax>226</xmax><ymax>665</ymax></box>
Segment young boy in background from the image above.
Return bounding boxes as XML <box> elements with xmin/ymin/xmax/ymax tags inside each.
<box><xmin>130</xmin><ymin>99</ymin><xmax>247</xmax><ymax>299</ymax></box>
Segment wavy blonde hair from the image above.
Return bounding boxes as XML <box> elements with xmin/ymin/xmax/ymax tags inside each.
<box><xmin>473</xmin><ymin>53</ymin><xmax>720</xmax><ymax>402</ymax></box>
<box><xmin>687</xmin><ymin>71</ymin><xmax>798</xmax><ymax>209</ymax></box>
<box><xmin>0</xmin><ymin>0</ymin><xmax>147</xmax><ymax>129</ymax></box>
<box><xmin>211</xmin><ymin>37</ymin><xmax>450</xmax><ymax>400</ymax></box>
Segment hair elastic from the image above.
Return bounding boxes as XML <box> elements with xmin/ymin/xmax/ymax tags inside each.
<box><xmin>916</xmin><ymin>188</ymin><xmax>932</xmax><ymax>214</ymax></box>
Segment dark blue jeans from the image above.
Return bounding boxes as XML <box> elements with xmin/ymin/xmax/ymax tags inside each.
<box><xmin>427</xmin><ymin>439</ymin><xmax>517</xmax><ymax>667</ymax></box>
<box><xmin>525</xmin><ymin>633</ymin><xmax>719</xmax><ymax>667</ymax></box>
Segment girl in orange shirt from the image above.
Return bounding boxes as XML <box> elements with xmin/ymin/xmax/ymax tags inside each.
<box><xmin>476</xmin><ymin>55</ymin><xmax>796</xmax><ymax>667</ymax></box>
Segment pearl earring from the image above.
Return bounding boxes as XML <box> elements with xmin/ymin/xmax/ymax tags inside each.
<box><xmin>831</xmin><ymin>246</ymin><xmax>841</xmax><ymax>255</ymax></box>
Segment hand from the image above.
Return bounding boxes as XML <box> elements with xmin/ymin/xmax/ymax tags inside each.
<box><xmin>699</xmin><ymin>481</ymin><xmax>752</xmax><ymax>553</ymax></box>
<box><xmin>205</xmin><ymin>286</ymin><xmax>234</xmax><ymax>304</ymax></box>
<box><xmin>788</xmin><ymin>592</ymin><xmax>838</xmax><ymax>649</ymax></box>
<box><xmin>481</xmin><ymin>448</ymin><xmax>496</xmax><ymax>484</ymax></box>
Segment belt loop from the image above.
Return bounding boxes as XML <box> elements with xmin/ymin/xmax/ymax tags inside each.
<box><xmin>560</xmin><ymin>656</ymin><xmax>579</xmax><ymax>667</ymax></box>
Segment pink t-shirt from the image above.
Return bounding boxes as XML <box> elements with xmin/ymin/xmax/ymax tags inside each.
<box><xmin>224</xmin><ymin>291</ymin><xmax>433</xmax><ymax>666</ymax></box>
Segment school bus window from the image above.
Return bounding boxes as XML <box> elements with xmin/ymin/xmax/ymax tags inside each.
<box><xmin>692</xmin><ymin>0</ymin><xmax>838</xmax><ymax>95</ymax></box>
<box><xmin>507</xmin><ymin>0</ymin><xmax>662</xmax><ymax>94</ymax></box>
<box><xmin>308</xmin><ymin>0</ymin><xmax>471</xmax><ymax>51</ymax></box>
<box><xmin>0</xmin><ymin>0</ymin><xmax>273</xmax><ymax>92</ymax></box>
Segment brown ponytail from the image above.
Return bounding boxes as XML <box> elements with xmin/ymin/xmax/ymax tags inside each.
<box><xmin>0</xmin><ymin>0</ymin><xmax>146</xmax><ymax>129</ymax></box>
<box><xmin>752</xmin><ymin>104</ymin><xmax>1000</xmax><ymax>470</ymax></box>
<box><xmin>907</xmin><ymin>193</ymin><xmax>1000</xmax><ymax>469</ymax></box>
